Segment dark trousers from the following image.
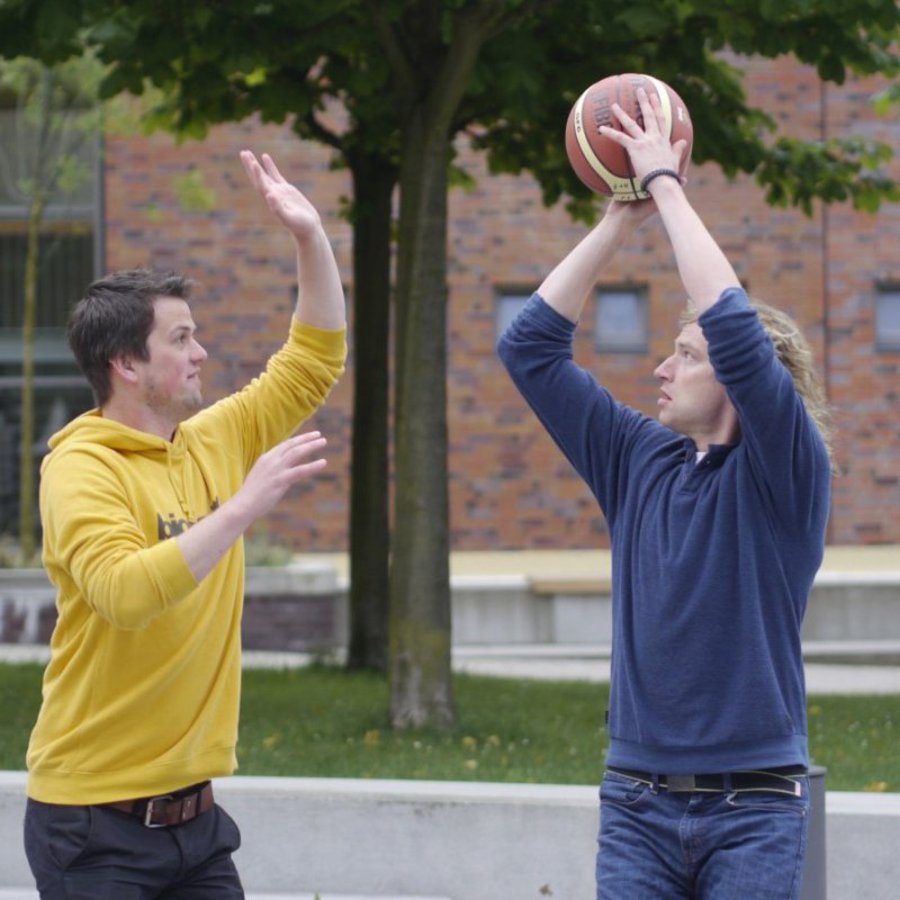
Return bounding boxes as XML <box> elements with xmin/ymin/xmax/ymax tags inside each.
<box><xmin>24</xmin><ymin>797</ymin><xmax>244</xmax><ymax>899</ymax></box>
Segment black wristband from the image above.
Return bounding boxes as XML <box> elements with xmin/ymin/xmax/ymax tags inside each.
<box><xmin>639</xmin><ymin>168</ymin><xmax>682</xmax><ymax>193</ymax></box>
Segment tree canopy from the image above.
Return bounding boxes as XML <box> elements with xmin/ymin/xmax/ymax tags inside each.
<box><xmin>1</xmin><ymin>0</ymin><xmax>896</xmax><ymax>215</ymax></box>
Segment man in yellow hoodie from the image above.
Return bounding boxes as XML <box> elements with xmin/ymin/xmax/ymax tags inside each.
<box><xmin>23</xmin><ymin>150</ymin><xmax>347</xmax><ymax>899</ymax></box>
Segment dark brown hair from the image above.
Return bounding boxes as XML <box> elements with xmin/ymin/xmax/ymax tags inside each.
<box><xmin>67</xmin><ymin>268</ymin><xmax>194</xmax><ymax>406</ymax></box>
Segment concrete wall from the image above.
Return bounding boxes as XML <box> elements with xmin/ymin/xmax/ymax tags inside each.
<box><xmin>450</xmin><ymin>575</ymin><xmax>900</xmax><ymax>647</ymax></box>
<box><xmin>4</xmin><ymin>568</ymin><xmax>899</xmax><ymax>650</ymax></box>
<box><xmin>802</xmin><ymin>574</ymin><xmax>900</xmax><ymax>643</ymax></box>
<box><xmin>0</xmin><ymin>566</ymin><xmax>341</xmax><ymax>650</ymax></box>
<box><xmin>2</xmin><ymin>771</ymin><xmax>900</xmax><ymax>900</ymax></box>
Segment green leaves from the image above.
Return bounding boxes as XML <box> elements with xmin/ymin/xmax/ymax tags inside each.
<box><xmin>758</xmin><ymin>134</ymin><xmax>899</xmax><ymax>215</ymax></box>
<box><xmin>0</xmin><ymin>0</ymin><xmax>895</xmax><ymax>213</ymax></box>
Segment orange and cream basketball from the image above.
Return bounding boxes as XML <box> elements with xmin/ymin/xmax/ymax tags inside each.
<box><xmin>565</xmin><ymin>73</ymin><xmax>693</xmax><ymax>200</ymax></box>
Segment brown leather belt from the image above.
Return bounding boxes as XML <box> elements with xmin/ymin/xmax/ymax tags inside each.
<box><xmin>103</xmin><ymin>781</ymin><xmax>214</xmax><ymax>828</ymax></box>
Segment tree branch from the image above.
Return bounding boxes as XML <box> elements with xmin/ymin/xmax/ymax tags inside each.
<box><xmin>298</xmin><ymin>109</ymin><xmax>342</xmax><ymax>151</ymax></box>
<box><xmin>365</xmin><ymin>0</ymin><xmax>418</xmax><ymax>103</ymax></box>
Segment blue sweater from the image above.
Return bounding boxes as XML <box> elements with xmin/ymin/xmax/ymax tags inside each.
<box><xmin>497</xmin><ymin>288</ymin><xmax>831</xmax><ymax>773</ymax></box>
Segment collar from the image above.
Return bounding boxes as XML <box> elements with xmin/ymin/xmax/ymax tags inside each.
<box><xmin>681</xmin><ymin>439</ymin><xmax>737</xmax><ymax>467</ymax></box>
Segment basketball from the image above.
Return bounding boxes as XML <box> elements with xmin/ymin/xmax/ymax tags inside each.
<box><xmin>565</xmin><ymin>73</ymin><xmax>693</xmax><ymax>201</ymax></box>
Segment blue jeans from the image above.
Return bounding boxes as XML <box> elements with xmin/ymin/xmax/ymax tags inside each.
<box><xmin>596</xmin><ymin>770</ymin><xmax>809</xmax><ymax>899</ymax></box>
<box><xmin>24</xmin><ymin>797</ymin><xmax>244</xmax><ymax>899</ymax></box>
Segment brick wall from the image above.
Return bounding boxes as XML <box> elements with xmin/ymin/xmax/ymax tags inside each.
<box><xmin>103</xmin><ymin>57</ymin><xmax>899</xmax><ymax>551</ymax></box>
<box><xmin>818</xmin><ymin>70</ymin><xmax>900</xmax><ymax>544</ymax></box>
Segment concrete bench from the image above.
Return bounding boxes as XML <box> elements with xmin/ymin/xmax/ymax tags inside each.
<box><xmin>3</xmin><ymin>772</ymin><xmax>900</xmax><ymax>899</ymax></box>
<box><xmin>4</xmin><ymin>564</ymin><xmax>900</xmax><ymax>650</ymax></box>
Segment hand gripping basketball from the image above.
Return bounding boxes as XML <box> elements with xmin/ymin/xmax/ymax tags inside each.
<box><xmin>601</xmin><ymin>87</ymin><xmax>690</xmax><ymax>196</ymax></box>
<box><xmin>565</xmin><ymin>73</ymin><xmax>693</xmax><ymax>201</ymax></box>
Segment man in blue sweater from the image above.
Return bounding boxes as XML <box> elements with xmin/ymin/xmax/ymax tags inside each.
<box><xmin>498</xmin><ymin>88</ymin><xmax>833</xmax><ymax>899</ymax></box>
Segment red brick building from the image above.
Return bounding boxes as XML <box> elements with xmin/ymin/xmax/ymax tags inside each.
<box><xmin>95</xmin><ymin>57</ymin><xmax>900</xmax><ymax>551</ymax></box>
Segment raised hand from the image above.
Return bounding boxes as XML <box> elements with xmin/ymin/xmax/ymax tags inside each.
<box><xmin>240</xmin><ymin>150</ymin><xmax>322</xmax><ymax>240</ymax></box>
<box><xmin>241</xmin><ymin>149</ymin><xmax>345</xmax><ymax>329</ymax></box>
<box><xmin>599</xmin><ymin>88</ymin><xmax>688</xmax><ymax>188</ymax></box>
<box><xmin>601</xmin><ymin>88</ymin><xmax>739</xmax><ymax>312</ymax></box>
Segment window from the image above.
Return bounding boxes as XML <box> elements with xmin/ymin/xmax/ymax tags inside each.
<box><xmin>0</xmin><ymin>102</ymin><xmax>100</xmax><ymax>538</ymax></box>
<box><xmin>495</xmin><ymin>291</ymin><xmax>531</xmax><ymax>340</ymax></box>
<box><xmin>875</xmin><ymin>288</ymin><xmax>900</xmax><ymax>351</ymax></box>
<box><xmin>594</xmin><ymin>288</ymin><xmax>648</xmax><ymax>353</ymax></box>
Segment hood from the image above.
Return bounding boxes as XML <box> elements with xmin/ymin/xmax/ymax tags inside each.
<box><xmin>47</xmin><ymin>409</ymin><xmax>171</xmax><ymax>454</ymax></box>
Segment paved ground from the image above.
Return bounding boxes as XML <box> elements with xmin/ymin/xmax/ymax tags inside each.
<box><xmin>450</xmin><ymin>643</ymin><xmax>900</xmax><ymax>694</ymax></box>
<box><xmin>0</xmin><ymin>892</ymin><xmax>445</xmax><ymax>900</ymax></box>
<box><xmin>8</xmin><ymin>641</ymin><xmax>899</xmax><ymax>694</ymax></box>
<box><xmin>0</xmin><ymin>893</ymin><xmax>443</xmax><ymax>900</ymax></box>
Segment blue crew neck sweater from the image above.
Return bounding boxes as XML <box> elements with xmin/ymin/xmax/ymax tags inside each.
<box><xmin>497</xmin><ymin>288</ymin><xmax>832</xmax><ymax>773</ymax></box>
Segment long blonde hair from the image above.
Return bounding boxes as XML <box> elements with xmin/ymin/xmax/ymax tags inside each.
<box><xmin>681</xmin><ymin>301</ymin><xmax>836</xmax><ymax>471</ymax></box>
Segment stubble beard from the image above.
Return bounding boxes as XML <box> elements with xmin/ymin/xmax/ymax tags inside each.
<box><xmin>144</xmin><ymin>382</ymin><xmax>204</xmax><ymax>427</ymax></box>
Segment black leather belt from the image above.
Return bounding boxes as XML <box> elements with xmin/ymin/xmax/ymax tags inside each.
<box><xmin>607</xmin><ymin>766</ymin><xmax>806</xmax><ymax>796</ymax></box>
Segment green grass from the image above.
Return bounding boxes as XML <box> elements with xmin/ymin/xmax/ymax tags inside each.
<box><xmin>2</xmin><ymin>662</ymin><xmax>898</xmax><ymax>792</ymax></box>
<box><xmin>238</xmin><ymin>666</ymin><xmax>607</xmax><ymax>783</ymax></box>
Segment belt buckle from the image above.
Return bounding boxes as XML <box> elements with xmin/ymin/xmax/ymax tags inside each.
<box><xmin>666</xmin><ymin>775</ymin><xmax>696</xmax><ymax>792</ymax></box>
<box><xmin>143</xmin><ymin>794</ymin><xmax>175</xmax><ymax>828</ymax></box>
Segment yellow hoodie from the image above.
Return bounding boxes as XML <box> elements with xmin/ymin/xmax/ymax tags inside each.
<box><xmin>27</xmin><ymin>319</ymin><xmax>345</xmax><ymax>804</ymax></box>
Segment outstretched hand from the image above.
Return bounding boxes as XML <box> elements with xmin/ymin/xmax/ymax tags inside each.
<box><xmin>240</xmin><ymin>150</ymin><xmax>322</xmax><ymax>240</ymax></box>
<box><xmin>599</xmin><ymin>88</ymin><xmax>688</xmax><ymax>188</ymax></box>
<box><xmin>235</xmin><ymin>430</ymin><xmax>329</xmax><ymax>523</ymax></box>
<box><xmin>174</xmin><ymin>429</ymin><xmax>330</xmax><ymax>584</ymax></box>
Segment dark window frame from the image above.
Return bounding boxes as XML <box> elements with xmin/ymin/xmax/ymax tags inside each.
<box><xmin>0</xmin><ymin>102</ymin><xmax>102</xmax><ymax>538</ymax></box>
<box><xmin>594</xmin><ymin>285</ymin><xmax>649</xmax><ymax>354</ymax></box>
<box><xmin>494</xmin><ymin>289</ymin><xmax>533</xmax><ymax>341</ymax></box>
<box><xmin>875</xmin><ymin>285</ymin><xmax>900</xmax><ymax>352</ymax></box>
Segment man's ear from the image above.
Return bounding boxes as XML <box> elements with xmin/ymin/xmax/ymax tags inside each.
<box><xmin>109</xmin><ymin>355</ymin><xmax>139</xmax><ymax>386</ymax></box>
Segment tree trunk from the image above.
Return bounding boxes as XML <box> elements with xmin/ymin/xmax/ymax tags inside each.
<box><xmin>19</xmin><ymin>192</ymin><xmax>44</xmax><ymax>561</ymax></box>
<box><xmin>388</xmin><ymin>103</ymin><xmax>456</xmax><ymax>730</ymax></box>
<box><xmin>346</xmin><ymin>153</ymin><xmax>396</xmax><ymax>673</ymax></box>
<box><xmin>380</xmin><ymin>2</ymin><xmax>500</xmax><ymax>731</ymax></box>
